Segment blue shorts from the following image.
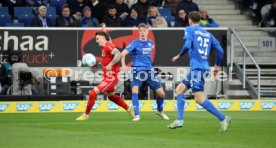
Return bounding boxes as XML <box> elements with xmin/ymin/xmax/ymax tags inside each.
<box><xmin>182</xmin><ymin>69</ymin><xmax>209</xmax><ymax>92</ymax></box>
<box><xmin>130</xmin><ymin>70</ymin><xmax>162</xmax><ymax>91</ymax></box>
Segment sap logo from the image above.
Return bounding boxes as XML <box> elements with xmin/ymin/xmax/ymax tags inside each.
<box><xmin>196</xmin><ymin>103</ymin><xmax>205</xmax><ymax>110</ymax></box>
<box><xmin>174</xmin><ymin>102</ymin><xmax>190</xmax><ymax>110</ymax></box>
<box><xmin>218</xmin><ymin>102</ymin><xmax>233</xmax><ymax>110</ymax></box>
<box><xmin>108</xmin><ymin>102</ymin><xmax>119</xmax><ymax>110</ymax></box>
<box><xmin>151</xmin><ymin>102</ymin><xmax>167</xmax><ymax>110</ymax></box>
<box><xmin>239</xmin><ymin>102</ymin><xmax>255</xmax><ymax>110</ymax></box>
<box><xmin>129</xmin><ymin>102</ymin><xmax>146</xmax><ymax>109</ymax></box>
<box><xmin>0</xmin><ymin>104</ymin><xmax>9</xmax><ymax>112</ymax></box>
<box><xmin>63</xmin><ymin>103</ymin><xmax>79</xmax><ymax>111</ymax></box>
<box><xmin>16</xmin><ymin>104</ymin><xmax>32</xmax><ymax>112</ymax></box>
<box><xmin>39</xmin><ymin>103</ymin><xmax>55</xmax><ymax>111</ymax></box>
<box><xmin>85</xmin><ymin>102</ymin><xmax>102</xmax><ymax>110</ymax></box>
<box><xmin>261</xmin><ymin>102</ymin><xmax>276</xmax><ymax>110</ymax></box>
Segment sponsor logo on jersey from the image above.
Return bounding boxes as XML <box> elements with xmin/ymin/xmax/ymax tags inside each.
<box><xmin>62</xmin><ymin>102</ymin><xmax>79</xmax><ymax>111</ymax></box>
<box><xmin>0</xmin><ymin>104</ymin><xmax>9</xmax><ymax>112</ymax></box>
<box><xmin>16</xmin><ymin>104</ymin><xmax>32</xmax><ymax>112</ymax></box>
<box><xmin>218</xmin><ymin>102</ymin><xmax>233</xmax><ymax>110</ymax></box>
<box><xmin>239</xmin><ymin>102</ymin><xmax>255</xmax><ymax>110</ymax></box>
<box><xmin>39</xmin><ymin>103</ymin><xmax>55</xmax><ymax>111</ymax></box>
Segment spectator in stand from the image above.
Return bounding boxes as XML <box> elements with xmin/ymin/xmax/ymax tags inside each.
<box><xmin>267</xmin><ymin>0</ymin><xmax>276</xmax><ymax>27</ymax></box>
<box><xmin>261</xmin><ymin>1</ymin><xmax>272</xmax><ymax>27</ymax></box>
<box><xmin>176</xmin><ymin>0</ymin><xmax>199</xmax><ymax>16</ymax></box>
<box><xmin>80</xmin><ymin>6</ymin><xmax>100</xmax><ymax>27</ymax></box>
<box><xmin>199</xmin><ymin>9</ymin><xmax>219</xmax><ymax>27</ymax></box>
<box><xmin>131</xmin><ymin>0</ymin><xmax>152</xmax><ymax>21</ymax></box>
<box><xmin>103</xmin><ymin>5</ymin><xmax>124</xmax><ymax>27</ymax></box>
<box><xmin>125</xmin><ymin>0</ymin><xmax>138</xmax><ymax>8</ymax></box>
<box><xmin>26</xmin><ymin>0</ymin><xmax>49</xmax><ymax>6</ymax></box>
<box><xmin>68</xmin><ymin>0</ymin><xmax>88</xmax><ymax>16</ymax></box>
<box><xmin>56</xmin><ymin>4</ymin><xmax>81</xmax><ymax>27</ymax></box>
<box><xmin>31</xmin><ymin>5</ymin><xmax>52</xmax><ymax>27</ymax></box>
<box><xmin>124</xmin><ymin>7</ymin><xmax>144</xmax><ymax>27</ymax></box>
<box><xmin>175</xmin><ymin>9</ymin><xmax>188</xmax><ymax>27</ymax></box>
<box><xmin>163</xmin><ymin>0</ymin><xmax>182</xmax><ymax>16</ymax></box>
<box><xmin>114</xmin><ymin>0</ymin><xmax>130</xmax><ymax>18</ymax></box>
<box><xmin>87</xmin><ymin>0</ymin><xmax>105</xmax><ymax>23</ymax></box>
<box><xmin>2</xmin><ymin>0</ymin><xmax>25</xmax><ymax>17</ymax></box>
<box><xmin>148</xmin><ymin>0</ymin><xmax>164</xmax><ymax>6</ymax></box>
<box><xmin>146</xmin><ymin>6</ymin><xmax>167</xmax><ymax>27</ymax></box>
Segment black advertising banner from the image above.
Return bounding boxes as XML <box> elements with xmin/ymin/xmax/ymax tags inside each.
<box><xmin>0</xmin><ymin>28</ymin><xmax>227</xmax><ymax>67</ymax></box>
<box><xmin>79</xmin><ymin>29</ymin><xmax>227</xmax><ymax>67</ymax></box>
<box><xmin>0</xmin><ymin>29</ymin><xmax>77</xmax><ymax>67</ymax></box>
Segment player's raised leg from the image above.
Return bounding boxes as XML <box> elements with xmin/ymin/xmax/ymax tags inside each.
<box><xmin>76</xmin><ymin>87</ymin><xmax>101</xmax><ymax>120</ymax></box>
<box><xmin>107</xmin><ymin>92</ymin><xmax>134</xmax><ymax>119</ymax></box>
<box><xmin>194</xmin><ymin>92</ymin><xmax>231</xmax><ymax>132</ymax></box>
<box><xmin>168</xmin><ymin>83</ymin><xmax>188</xmax><ymax>129</ymax></box>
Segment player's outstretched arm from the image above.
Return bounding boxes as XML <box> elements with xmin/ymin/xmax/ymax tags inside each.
<box><xmin>106</xmin><ymin>49</ymin><xmax>121</xmax><ymax>71</ymax></box>
<box><xmin>121</xmin><ymin>50</ymin><xmax>129</xmax><ymax>72</ymax></box>
<box><xmin>172</xmin><ymin>39</ymin><xmax>192</xmax><ymax>62</ymax></box>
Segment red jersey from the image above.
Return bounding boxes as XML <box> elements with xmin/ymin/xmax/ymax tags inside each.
<box><xmin>102</xmin><ymin>42</ymin><xmax>120</xmax><ymax>76</ymax></box>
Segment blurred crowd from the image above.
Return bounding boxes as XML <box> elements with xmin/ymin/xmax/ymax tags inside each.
<box><xmin>0</xmin><ymin>0</ymin><xmax>220</xmax><ymax>27</ymax></box>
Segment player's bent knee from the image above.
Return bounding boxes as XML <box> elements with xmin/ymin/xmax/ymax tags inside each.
<box><xmin>132</xmin><ymin>86</ymin><xmax>139</xmax><ymax>93</ymax></box>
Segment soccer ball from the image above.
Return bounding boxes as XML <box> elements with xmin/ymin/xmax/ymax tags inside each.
<box><xmin>82</xmin><ymin>53</ymin><xmax>96</xmax><ymax>66</ymax></box>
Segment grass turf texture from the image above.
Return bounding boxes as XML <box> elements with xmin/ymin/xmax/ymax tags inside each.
<box><xmin>0</xmin><ymin>112</ymin><xmax>276</xmax><ymax>148</ymax></box>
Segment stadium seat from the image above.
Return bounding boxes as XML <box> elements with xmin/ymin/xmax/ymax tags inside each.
<box><xmin>164</xmin><ymin>16</ymin><xmax>175</xmax><ymax>27</ymax></box>
<box><xmin>14</xmin><ymin>7</ymin><xmax>33</xmax><ymax>18</ymax></box>
<box><xmin>18</xmin><ymin>14</ymin><xmax>34</xmax><ymax>27</ymax></box>
<box><xmin>0</xmin><ymin>15</ymin><xmax>12</xmax><ymax>26</ymax></box>
<box><xmin>0</xmin><ymin>7</ymin><xmax>9</xmax><ymax>15</ymax></box>
<box><xmin>47</xmin><ymin>14</ymin><xmax>57</xmax><ymax>26</ymax></box>
<box><xmin>49</xmin><ymin>0</ymin><xmax>67</xmax><ymax>15</ymax></box>
<box><xmin>5</xmin><ymin>23</ymin><xmax>24</xmax><ymax>27</ymax></box>
<box><xmin>47</xmin><ymin>7</ymin><xmax>57</xmax><ymax>16</ymax></box>
<box><xmin>158</xmin><ymin>7</ymin><xmax>171</xmax><ymax>17</ymax></box>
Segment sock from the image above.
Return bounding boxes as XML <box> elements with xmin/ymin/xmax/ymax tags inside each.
<box><xmin>108</xmin><ymin>95</ymin><xmax>129</xmax><ymax>110</ymax></box>
<box><xmin>85</xmin><ymin>90</ymin><xmax>97</xmax><ymax>115</ymax></box>
<box><xmin>201</xmin><ymin>99</ymin><xmax>225</xmax><ymax>121</ymax></box>
<box><xmin>176</xmin><ymin>94</ymin><xmax>185</xmax><ymax>121</ymax></box>
<box><xmin>156</xmin><ymin>96</ymin><xmax>164</xmax><ymax>112</ymax></box>
<box><xmin>132</xmin><ymin>93</ymin><xmax>139</xmax><ymax>115</ymax></box>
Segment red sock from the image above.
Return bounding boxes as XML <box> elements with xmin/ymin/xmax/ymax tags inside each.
<box><xmin>108</xmin><ymin>95</ymin><xmax>129</xmax><ymax>110</ymax></box>
<box><xmin>85</xmin><ymin>90</ymin><xmax>97</xmax><ymax>115</ymax></box>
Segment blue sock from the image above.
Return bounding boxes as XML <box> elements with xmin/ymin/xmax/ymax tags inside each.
<box><xmin>156</xmin><ymin>96</ymin><xmax>164</xmax><ymax>112</ymax></box>
<box><xmin>132</xmin><ymin>93</ymin><xmax>139</xmax><ymax>115</ymax></box>
<box><xmin>176</xmin><ymin>94</ymin><xmax>185</xmax><ymax>121</ymax></box>
<box><xmin>201</xmin><ymin>99</ymin><xmax>225</xmax><ymax>121</ymax></box>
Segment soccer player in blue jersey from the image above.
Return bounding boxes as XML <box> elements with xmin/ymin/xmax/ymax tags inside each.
<box><xmin>121</xmin><ymin>23</ymin><xmax>169</xmax><ymax>121</ymax></box>
<box><xmin>168</xmin><ymin>11</ymin><xmax>231</xmax><ymax>131</ymax></box>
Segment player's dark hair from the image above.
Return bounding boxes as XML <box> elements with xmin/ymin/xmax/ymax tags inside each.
<box><xmin>96</xmin><ymin>32</ymin><xmax>110</xmax><ymax>41</ymax></box>
<box><xmin>189</xmin><ymin>11</ymin><xmax>201</xmax><ymax>23</ymax></box>
<box><xmin>138</xmin><ymin>23</ymin><xmax>148</xmax><ymax>29</ymax></box>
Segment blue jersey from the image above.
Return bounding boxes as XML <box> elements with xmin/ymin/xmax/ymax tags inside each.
<box><xmin>125</xmin><ymin>39</ymin><xmax>154</xmax><ymax>71</ymax></box>
<box><xmin>180</xmin><ymin>26</ymin><xmax>224</xmax><ymax>71</ymax></box>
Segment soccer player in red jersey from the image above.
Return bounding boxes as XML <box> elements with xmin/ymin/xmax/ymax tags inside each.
<box><xmin>76</xmin><ymin>31</ymin><xmax>134</xmax><ymax>120</ymax></box>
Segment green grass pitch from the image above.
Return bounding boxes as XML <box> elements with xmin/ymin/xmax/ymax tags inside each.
<box><xmin>0</xmin><ymin>112</ymin><xmax>276</xmax><ymax>148</ymax></box>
